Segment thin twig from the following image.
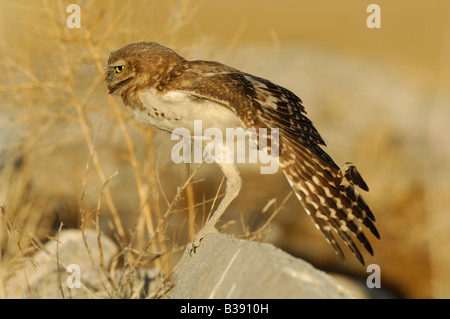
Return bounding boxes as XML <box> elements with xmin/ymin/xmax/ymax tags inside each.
<box><xmin>56</xmin><ymin>222</ymin><xmax>66</xmax><ymax>299</ymax></box>
<box><xmin>0</xmin><ymin>206</ymin><xmax>32</xmax><ymax>298</ymax></box>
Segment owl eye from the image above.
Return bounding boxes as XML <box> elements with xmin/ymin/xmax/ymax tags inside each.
<box><xmin>115</xmin><ymin>65</ymin><xmax>125</xmax><ymax>73</ymax></box>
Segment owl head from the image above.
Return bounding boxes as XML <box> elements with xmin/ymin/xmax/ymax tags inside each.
<box><xmin>106</xmin><ymin>42</ymin><xmax>184</xmax><ymax>96</ymax></box>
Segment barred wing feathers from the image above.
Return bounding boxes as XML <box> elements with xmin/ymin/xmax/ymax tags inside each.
<box><xmin>170</xmin><ymin>62</ymin><xmax>379</xmax><ymax>264</ymax></box>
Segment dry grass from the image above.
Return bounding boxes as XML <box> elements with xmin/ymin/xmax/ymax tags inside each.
<box><xmin>0</xmin><ymin>0</ymin><xmax>227</xmax><ymax>298</ymax></box>
<box><xmin>0</xmin><ymin>0</ymin><xmax>284</xmax><ymax>299</ymax></box>
<box><xmin>1</xmin><ymin>0</ymin><xmax>449</xmax><ymax>299</ymax></box>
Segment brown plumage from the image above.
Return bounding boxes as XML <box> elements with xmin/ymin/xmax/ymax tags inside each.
<box><xmin>106</xmin><ymin>42</ymin><xmax>380</xmax><ymax>265</ymax></box>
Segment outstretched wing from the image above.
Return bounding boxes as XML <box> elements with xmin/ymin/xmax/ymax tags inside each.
<box><xmin>167</xmin><ymin>61</ymin><xmax>379</xmax><ymax>264</ymax></box>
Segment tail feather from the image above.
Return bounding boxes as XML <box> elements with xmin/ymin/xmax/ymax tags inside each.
<box><xmin>280</xmin><ymin>137</ymin><xmax>379</xmax><ymax>265</ymax></box>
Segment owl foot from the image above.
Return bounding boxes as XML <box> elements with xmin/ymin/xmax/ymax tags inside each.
<box><xmin>188</xmin><ymin>225</ymin><xmax>219</xmax><ymax>256</ymax></box>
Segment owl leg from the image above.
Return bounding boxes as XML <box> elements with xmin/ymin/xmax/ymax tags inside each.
<box><xmin>189</xmin><ymin>161</ymin><xmax>242</xmax><ymax>255</ymax></box>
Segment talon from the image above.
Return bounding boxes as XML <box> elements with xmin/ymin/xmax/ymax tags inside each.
<box><xmin>188</xmin><ymin>239</ymin><xmax>200</xmax><ymax>256</ymax></box>
<box><xmin>188</xmin><ymin>226</ymin><xmax>218</xmax><ymax>256</ymax></box>
<box><xmin>188</xmin><ymin>244</ymin><xmax>196</xmax><ymax>256</ymax></box>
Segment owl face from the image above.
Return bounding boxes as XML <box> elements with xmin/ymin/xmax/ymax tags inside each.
<box><xmin>105</xmin><ymin>57</ymin><xmax>136</xmax><ymax>95</ymax></box>
<box><xmin>106</xmin><ymin>42</ymin><xmax>185</xmax><ymax>96</ymax></box>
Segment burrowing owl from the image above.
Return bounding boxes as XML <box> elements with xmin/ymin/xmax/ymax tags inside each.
<box><xmin>106</xmin><ymin>42</ymin><xmax>379</xmax><ymax>265</ymax></box>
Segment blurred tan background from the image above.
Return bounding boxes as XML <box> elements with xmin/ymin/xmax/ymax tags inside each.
<box><xmin>1</xmin><ymin>0</ymin><xmax>449</xmax><ymax>298</ymax></box>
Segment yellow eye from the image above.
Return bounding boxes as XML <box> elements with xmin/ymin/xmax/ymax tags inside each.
<box><xmin>115</xmin><ymin>65</ymin><xmax>125</xmax><ymax>73</ymax></box>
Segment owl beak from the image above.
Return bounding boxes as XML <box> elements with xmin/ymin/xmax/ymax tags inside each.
<box><xmin>105</xmin><ymin>72</ymin><xmax>116</xmax><ymax>94</ymax></box>
<box><xmin>107</xmin><ymin>85</ymin><xmax>117</xmax><ymax>95</ymax></box>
